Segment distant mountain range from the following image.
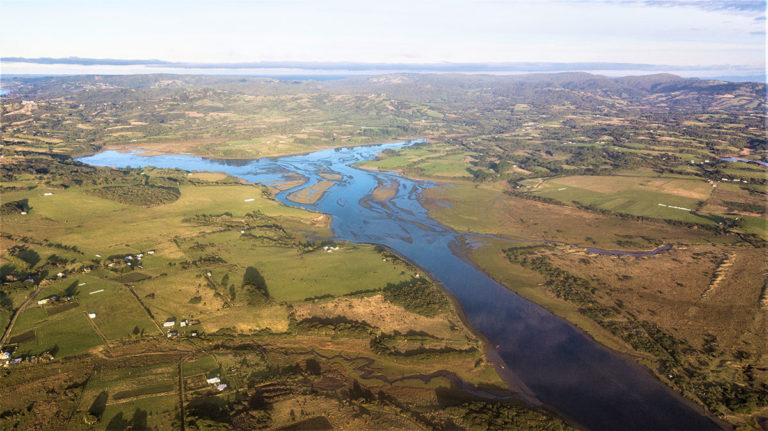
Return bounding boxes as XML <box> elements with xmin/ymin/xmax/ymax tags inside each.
<box><xmin>2</xmin><ymin>71</ymin><xmax>764</xmax><ymax>114</ymax></box>
<box><xmin>2</xmin><ymin>57</ymin><xmax>764</xmax><ymax>83</ymax></box>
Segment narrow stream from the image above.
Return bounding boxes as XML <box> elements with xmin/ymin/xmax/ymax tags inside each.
<box><xmin>77</xmin><ymin>141</ymin><xmax>720</xmax><ymax>430</ymax></box>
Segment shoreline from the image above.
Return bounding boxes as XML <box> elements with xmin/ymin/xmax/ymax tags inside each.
<box><xmin>362</xmin><ymin>245</ymin><xmax>547</xmax><ymax>408</ymax></box>
<box><xmin>352</xmin><ymin>148</ymin><xmax>727</xmax><ymax>428</ymax></box>
<box><xmin>443</xmin><ymin>234</ymin><xmax>729</xmax><ymax>430</ymax></box>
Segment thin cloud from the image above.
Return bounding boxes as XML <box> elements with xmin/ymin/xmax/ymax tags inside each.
<box><xmin>552</xmin><ymin>0</ymin><xmax>765</xmax><ymax>15</ymax></box>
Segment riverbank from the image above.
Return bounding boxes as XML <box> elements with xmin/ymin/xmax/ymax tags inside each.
<box><xmin>444</xmin><ymin>235</ymin><xmax>729</xmax><ymax>429</ymax></box>
<box><xmin>417</xmin><ymin>180</ymin><xmax>761</xmax><ymax>429</ymax></box>
<box><xmin>75</xmin><ymin>142</ymin><xmax>725</xmax><ymax>430</ymax></box>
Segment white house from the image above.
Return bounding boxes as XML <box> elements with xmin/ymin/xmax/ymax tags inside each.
<box><xmin>206</xmin><ymin>376</ymin><xmax>221</xmax><ymax>385</ymax></box>
<box><xmin>37</xmin><ymin>299</ymin><xmax>49</xmax><ymax>305</ymax></box>
<box><xmin>88</xmin><ymin>313</ymin><xmax>96</xmax><ymax>319</ymax></box>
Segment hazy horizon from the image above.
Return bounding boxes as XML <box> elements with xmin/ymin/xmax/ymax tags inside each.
<box><xmin>1</xmin><ymin>58</ymin><xmax>764</xmax><ymax>83</ymax></box>
<box><xmin>1</xmin><ymin>0</ymin><xmax>764</xmax><ymax>80</ymax></box>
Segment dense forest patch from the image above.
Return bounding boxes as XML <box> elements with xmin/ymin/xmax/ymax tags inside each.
<box><xmin>85</xmin><ymin>184</ymin><xmax>181</xmax><ymax>206</ymax></box>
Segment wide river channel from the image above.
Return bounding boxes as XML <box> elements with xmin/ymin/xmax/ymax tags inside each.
<box><xmin>77</xmin><ymin>141</ymin><xmax>720</xmax><ymax>430</ymax></box>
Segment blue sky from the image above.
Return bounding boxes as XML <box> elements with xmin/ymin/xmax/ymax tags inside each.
<box><xmin>1</xmin><ymin>0</ymin><xmax>765</xmax><ymax>67</ymax></box>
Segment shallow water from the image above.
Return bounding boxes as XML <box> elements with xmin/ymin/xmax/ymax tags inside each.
<box><xmin>77</xmin><ymin>141</ymin><xmax>720</xmax><ymax>430</ymax></box>
<box><xmin>720</xmin><ymin>157</ymin><xmax>768</xmax><ymax>168</ymax></box>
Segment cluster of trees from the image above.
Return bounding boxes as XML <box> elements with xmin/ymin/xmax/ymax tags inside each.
<box><xmin>382</xmin><ymin>277</ymin><xmax>450</xmax><ymax>317</ymax></box>
<box><xmin>86</xmin><ymin>184</ymin><xmax>180</xmax><ymax>206</ymax></box>
<box><xmin>291</xmin><ymin>315</ymin><xmax>374</xmax><ymax>338</ymax></box>
<box><xmin>447</xmin><ymin>400</ymin><xmax>575</xmax><ymax>431</ymax></box>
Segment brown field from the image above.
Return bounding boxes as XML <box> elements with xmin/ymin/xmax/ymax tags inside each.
<box><xmin>548</xmin><ymin>244</ymin><xmax>767</xmax><ymax>356</ymax></box>
<box><xmin>293</xmin><ymin>294</ymin><xmax>471</xmax><ymax>340</ymax></box>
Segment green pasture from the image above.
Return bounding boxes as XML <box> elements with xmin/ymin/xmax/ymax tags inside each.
<box><xmin>83</xmin><ymin>362</ymin><xmax>179</xmax><ymax>431</ymax></box>
<box><xmin>97</xmin><ymin>393</ymin><xmax>178</xmax><ymax>431</ymax></box>
<box><xmin>7</xmin><ymin>273</ymin><xmax>157</xmax><ymax>357</ymax></box>
<box><xmin>2</xmin><ymin>183</ymin><xmax>324</xmax><ymax>254</ymax></box>
<box><xmin>182</xmin><ymin>355</ymin><xmax>219</xmax><ymax>377</ymax></box>
<box><xmin>179</xmin><ymin>230</ymin><xmax>413</xmax><ymax>303</ymax></box>
<box><xmin>10</xmin><ymin>308</ymin><xmax>103</xmax><ymax>358</ymax></box>
<box><xmin>533</xmin><ymin>178</ymin><xmax>714</xmax><ymax>224</ymax></box>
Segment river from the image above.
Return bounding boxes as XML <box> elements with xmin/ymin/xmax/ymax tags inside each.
<box><xmin>77</xmin><ymin>141</ymin><xmax>720</xmax><ymax>430</ymax></box>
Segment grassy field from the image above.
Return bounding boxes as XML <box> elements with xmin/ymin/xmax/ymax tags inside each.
<box><xmin>2</xmin><ymin>183</ymin><xmax>320</xmax><ymax>254</ymax></box>
<box><xmin>79</xmin><ymin>358</ymin><xmax>181</xmax><ymax>430</ymax></box>
<box><xmin>98</xmin><ymin>394</ymin><xmax>178</xmax><ymax>431</ymax></box>
<box><xmin>9</xmin><ymin>274</ymin><xmax>159</xmax><ymax>357</ymax></box>
<box><xmin>530</xmin><ymin>175</ymin><xmax>716</xmax><ymax>224</ymax></box>
<box><xmin>423</xmin><ymin>181</ymin><xmax>731</xmax><ymax>248</ymax></box>
<box><xmin>357</xmin><ymin>145</ymin><xmax>475</xmax><ymax>179</ymax></box>
<box><xmin>182</xmin><ymin>354</ymin><xmax>219</xmax><ymax>377</ymax></box>
<box><xmin>10</xmin><ymin>305</ymin><xmax>104</xmax><ymax>357</ymax></box>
